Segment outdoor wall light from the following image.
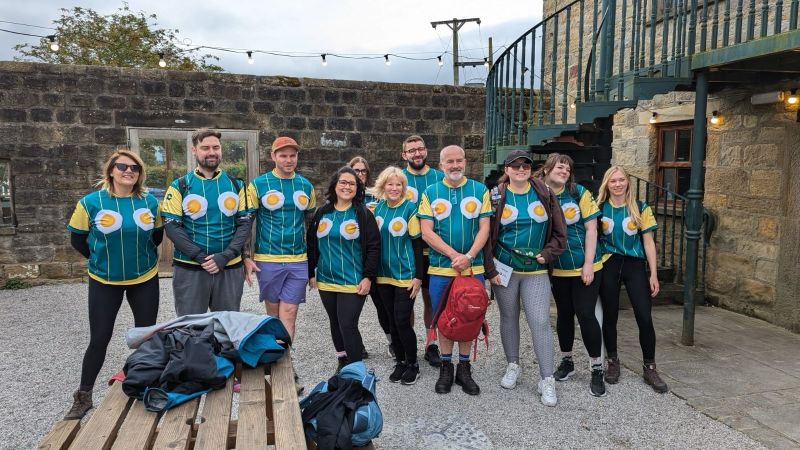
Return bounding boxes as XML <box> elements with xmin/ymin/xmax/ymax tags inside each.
<box><xmin>158</xmin><ymin>53</ymin><xmax>167</xmax><ymax>68</ymax></box>
<box><xmin>437</xmin><ymin>56</ymin><xmax>443</xmax><ymax>67</ymax></box>
<box><xmin>384</xmin><ymin>54</ymin><xmax>391</xmax><ymax>66</ymax></box>
<box><xmin>709</xmin><ymin>110</ymin><xmax>722</xmax><ymax>125</ymax></box>
<box><xmin>649</xmin><ymin>112</ymin><xmax>658</xmax><ymax>124</ymax></box>
<box><xmin>786</xmin><ymin>89</ymin><xmax>798</xmax><ymax>105</ymax></box>
<box><xmin>483</xmin><ymin>57</ymin><xmax>490</xmax><ymax>68</ymax></box>
<box><xmin>247</xmin><ymin>51</ymin><xmax>254</xmax><ymax>64</ymax></box>
<box><xmin>321</xmin><ymin>54</ymin><xmax>327</xmax><ymax>66</ymax></box>
<box><xmin>750</xmin><ymin>91</ymin><xmax>784</xmax><ymax>105</ymax></box>
<box><xmin>570</xmin><ymin>101</ymin><xmax>576</xmax><ymax>109</ymax></box>
<box><xmin>47</xmin><ymin>35</ymin><xmax>59</xmax><ymax>52</ymax></box>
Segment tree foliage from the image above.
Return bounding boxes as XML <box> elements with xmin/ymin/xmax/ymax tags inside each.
<box><xmin>13</xmin><ymin>3</ymin><xmax>223</xmax><ymax>72</ymax></box>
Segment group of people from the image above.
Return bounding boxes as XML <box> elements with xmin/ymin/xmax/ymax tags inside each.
<box><xmin>63</xmin><ymin>128</ymin><xmax>668</xmax><ymax>420</ymax></box>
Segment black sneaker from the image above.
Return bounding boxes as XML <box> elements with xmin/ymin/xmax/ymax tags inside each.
<box><xmin>455</xmin><ymin>361</ymin><xmax>480</xmax><ymax>395</ymax></box>
<box><xmin>434</xmin><ymin>361</ymin><xmax>454</xmax><ymax>394</ymax></box>
<box><xmin>400</xmin><ymin>363</ymin><xmax>420</xmax><ymax>385</ymax></box>
<box><xmin>590</xmin><ymin>368</ymin><xmax>607</xmax><ymax>397</ymax></box>
<box><xmin>554</xmin><ymin>357</ymin><xmax>575</xmax><ymax>381</ymax></box>
<box><xmin>424</xmin><ymin>344</ymin><xmax>442</xmax><ymax>367</ymax></box>
<box><xmin>389</xmin><ymin>362</ymin><xmax>408</xmax><ymax>383</ymax></box>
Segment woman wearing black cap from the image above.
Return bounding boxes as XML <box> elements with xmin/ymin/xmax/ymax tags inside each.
<box><xmin>483</xmin><ymin>150</ymin><xmax>566</xmax><ymax>406</ymax></box>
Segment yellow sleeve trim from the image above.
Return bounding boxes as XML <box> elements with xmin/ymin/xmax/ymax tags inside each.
<box><xmin>68</xmin><ymin>201</ymin><xmax>90</xmax><ymax>232</ymax></box>
<box><xmin>579</xmin><ymin>190</ymin><xmax>600</xmax><ymax>219</ymax></box>
<box><xmin>408</xmin><ymin>215</ymin><xmax>421</xmax><ymax>237</ymax></box>
<box><xmin>317</xmin><ymin>282</ymin><xmax>359</xmax><ymax>294</ymax></box>
<box><xmin>552</xmin><ymin>261</ymin><xmax>604</xmax><ymax>277</ymax></box>
<box><xmin>479</xmin><ymin>190</ymin><xmax>492</xmax><ymax>214</ymax></box>
<box><xmin>88</xmin><ymin>265</ymin><xmax>158</xmax><ymax>285</ymax></box>
<box><xmin>309</xmin><ymin>189</ymin><xmax>317</xmax><ymax>209</ymax></box>
<box><xmin>161</xmin><ymin>185</ymin><xmax>184</xmax><ymax>217</ymax></box>
<box><xmin>417</xmin><ymin>193</ymin><xmax>432</xmax><ymax>217</ymax></box>
<box><xmin>254</xmin><ymin>253</ymin><xmax>308</xmax><ymax>263</ymax></box>
<box><xmin>641</xmin><ymin>206</ymin><xmax>658</xmax><ymax>230</ymax></box>
<box><xmin>376</xmin><ymin>277</ymin><xmax>412</xmax><ymax>288</ymax></box>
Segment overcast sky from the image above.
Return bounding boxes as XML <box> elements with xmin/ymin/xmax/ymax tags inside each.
<box><xmin>0</xmin><ymin>0</ymin><xmax>542</xmax><ymax>85</ymax></box>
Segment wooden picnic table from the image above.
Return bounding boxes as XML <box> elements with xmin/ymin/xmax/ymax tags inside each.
<box><xmin>39</xmin><ymin>351</ymin><xmax>306</xmax><ymax>449</ymax></box>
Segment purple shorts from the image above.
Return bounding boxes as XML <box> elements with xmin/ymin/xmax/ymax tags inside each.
<box><xmin>256</xmin><ymin>261</ymin><xmax>308</xmax><ymax>305</ymax></box>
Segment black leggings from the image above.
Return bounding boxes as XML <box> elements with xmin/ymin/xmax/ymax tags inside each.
<box><xmin>320</xmin><ymin>291</ymin><xmax>366</xmax><ymax>362</ymax></box>
<box><xmin>551</xmin><ymin>272</ymin><xmax>603</xmax><ymax>358</ymax></box>
<box><xmin>376</xmin><ymin>284</ymin><xmax>418</xmax><ymax>364</ymax></box>
<box><xmin>599</xmin><ymin>254</ymin><xmax>656</xmax><ymax>362</ymax></box>
<box><xmin>369</xmin><ymin>284</ymin><xmax>391</xmax><ymax>335</ymax></box>
<box><xmin>81</xmin><ymin>276</ymin><xmax>159</xmax><ymax>387</ymax></box>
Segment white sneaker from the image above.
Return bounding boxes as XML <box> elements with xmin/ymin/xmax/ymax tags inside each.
<box><xmin>500</xmin><ymin>362</ymin><xmax>521</xmax><ymax>389</ymax></box>
<box><xmin>537</xmin><ymin>376</ymin><xmax>558</xmax><ymax>407</ymax></box>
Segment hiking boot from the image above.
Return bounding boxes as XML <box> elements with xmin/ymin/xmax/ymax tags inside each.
<box><xmin>455</xmin><ymin>361</ymin><xmax>480</xmax><ymax>396</ymax></box>
<box><xmin>434</xmin><ymin>361</ymin><xmax>454</xmax><ymax>394</ymax></box>
<box><xmin>387</xmin><ymin>342</ymin><xmax>396</xmax><ymax>358</ymax></box>
<box><xmin>500</xmin><ymin>362</ymin><xmax>521</xmax><ymax>389</ymax></box>
<box><xmin>389</xmin><ymin>362</ymin><xmax>408</xmax><ymax>383</ymax></box>
<box><xmin>424</xmin><ymin>344</ymin><xmax>442</xmax><ymax>367</ymax></box>
<box><xmin>643</xmin><ymin>363</ymin><xmax>669</xmax><ymax>393</ymax></box>
<box><xmin>537</xmin><ymin>376</ymin><xmax>558</xmax><ymax>406</ymax></box>
<box><xmin>605</xmin><ymin>357</ymin><xmax>620</xmax><ymax>384</ymax></box>
<box><xmin>336</xmin><ymin>356</ymin><xmax>348</xmax><ymax>374</ymax></box>
<box><xmin>590</xmin><ymin>368</ymin><xmax>607</xmax><ymax>397</ymax></box>
<box><xmin>554</xmin><ymin>357</ymin><xmax>575</xmax><ymax>381</ymax></box>
<box><xmin>64</xmin><ymin>389</ymin><xmax>92</xmax><ymax>420</ymax></box>
<box><xmin>400</xmin><ymin>363</ymin><xmax>421</xmax><ymax>385</ymax></box>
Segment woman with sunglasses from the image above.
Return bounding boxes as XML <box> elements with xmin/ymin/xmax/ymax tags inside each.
<box><xmin>597</xmin><ymin>166</ymin><xmax>668</xmax><ymax>393</ymax></box>
<box><xmin>348</xmin><ymin>156</ymin><xmax>393</xmax><ymax>358</ymax></box>
<box><xmin>307</xmin><ymin>166</ymin><xmax>380</xmax><ymax>373</ymax></box>
<box><xmin>535</xmin><ymin>153</ymin><xmax>606</xmax><ymax>397</ymax></box>
<box><xmin>64</xmin><ymin>150</ymin><xmax>163</xmax><ymax>419</ymax></box>
<box><xmin>483</xmin><ymin>150</ymin><xmax>566</xmax><ymax>406</ymax></box>
<box><xmin>370</xmin><ymin>166</ymin><xmax>425</xmax><ymax>385</ymax></box>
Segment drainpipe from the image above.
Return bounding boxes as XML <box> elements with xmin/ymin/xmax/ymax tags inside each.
<box><xmin>681</xmin><ymin>70</ymin><xmax>708</xmax><ymax>346</ymax></box>
<box><xmin>598</xmin><ymin>0</ymin><xmax>616</xmax><ymax>100</ymax></box>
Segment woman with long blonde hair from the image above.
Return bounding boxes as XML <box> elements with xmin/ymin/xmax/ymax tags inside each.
<box><xmin>64</xmin><ymin>149</ymin><xmax>163</xmax><ymax>419</ymax></box>
<box><xmin>596</xmin><ymin>166</ymin><xmax>667</xmax><ymax>393</ymax></box>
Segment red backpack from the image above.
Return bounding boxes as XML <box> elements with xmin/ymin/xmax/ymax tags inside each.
<box><xmin>425</xmin><ymin>274</ymin><xmax>490</xmax><ymax>360</ymax></box>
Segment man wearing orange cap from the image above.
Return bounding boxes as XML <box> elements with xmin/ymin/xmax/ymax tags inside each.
<box><xmin>243</xmin><ymin>136</ymin><xmax>316</xmax><ymax>341</ymax></box>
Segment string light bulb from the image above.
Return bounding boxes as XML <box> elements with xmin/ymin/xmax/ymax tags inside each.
<box><xmin>158</xmin><ymin>52</ymin><xmax>166</xmax><ymax>68</ymax></box>
<box><xmin>787</xmin><ymin>89</ymin><xmax>799</xmax><ymax>105</ymax></box>
<box><xmin>437</xmin><ymin>55</ymin><xmax>443</xmax><ymax>67</ymax></box>
<box><xmin>247</xmin><ymin>51</ymin><xmax>254</xmax><ymax>64</ymax></box>
<box><xmin>483</xmin><ymin>57</ymin><xmax>490</xmax><ymax>68</ymax></box>
<box><xmin>384</xmin><ymin>54</ymin><xmax>391</xmax><ymax>66</ymax></box>
<box><xmin>649</xmin><ymin>112</ymin><xmax>658</xmax><ymax>124</ymax></box>
<box><xmin>710</xmin><ymin>110</ymin><xmax>722</xmax><ymax>125</ymax></box>
<box><xmin>570</xmin><ymin>101</ymin><xmax>576</xmax><ymax>109</ymax></box>
<box><xmin>47</xmin><ymin>35</ymin><xmax>59</xmax><ymax>52</ymax></box>
<box><xmin>321</xmin><ymin>54</ymin><xmax>327</xmax><ymax>66</ymax></box>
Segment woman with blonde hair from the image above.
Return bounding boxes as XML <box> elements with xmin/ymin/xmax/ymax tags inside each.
<box><xmin>596</xmin><ymin>166</ymin><xmax>667</xmax><ymax>393</ymax></box>
<box><xmin>370</xmin><ymin>166</ymin><xmax>425</xmax><ymax>384</ymax></box>
<box><xmin>64</xmin><ymin>149</ymin><xmax>163</xmax><ymax>419</ymax></box>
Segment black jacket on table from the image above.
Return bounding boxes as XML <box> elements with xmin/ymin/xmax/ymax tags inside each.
<box><xmin>307</xmin><ymin>201</ymin><xmax>381</xmax><ymax>281</ymax></box>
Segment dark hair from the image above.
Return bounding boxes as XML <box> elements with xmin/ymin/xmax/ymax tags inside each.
<box><xmin>326</xmin><ymin>166</ymin><xmax>365</xmax><ymax>205</ymax></box>
<box><xmin>191</xmin><ymin>128</ymin><xmax>222</xmax><ymax>146</ymax></box>
<box><xmin>534</xmin><ymin>153</ymin><xmax>578</xmax><ymax>197</ymax></box>
<box><xmin>348</xmin><ymin>156</ymin><xmax>371</xmax><ymax>186</ymax></box>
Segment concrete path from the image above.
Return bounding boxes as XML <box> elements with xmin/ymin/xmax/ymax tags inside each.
<box><xmin>615</xmin><ymin>304</ymin><xmax>800</xmax><ymax>449</ymax></box>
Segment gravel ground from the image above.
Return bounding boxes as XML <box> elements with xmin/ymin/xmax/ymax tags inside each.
<box><xmin>1</xmin><ymin>281</ymin><xmax>764</xmax><ymax>449</ymax></box>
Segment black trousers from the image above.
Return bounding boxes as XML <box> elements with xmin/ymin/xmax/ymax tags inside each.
<box><xmin>599</xmin><ymin>254</ymin><xmax>656</xmax><ymax>362</ymax></box>
<box><xmin>376</xmin><ymin>283</ymin><xmax>418</xmax><ymax>364</ymax></box>
<box><xmin>369</xmin><ymin>284</ymin><xmax>391</xmax><ymax>335</ymax></box>
<box><xmin>551</xmin><ymin>271</ymin><xmax>603</xmax><ymax>358</ymax></box>
<box><xmin>81</xmin><ymin>276</ymin><xmax>159</xmax><ymax>387</ymax></box>
<box><xmin>319</xmin><ymin>291</ymin><xmax>366</xmax><ymax>362</ymax></box>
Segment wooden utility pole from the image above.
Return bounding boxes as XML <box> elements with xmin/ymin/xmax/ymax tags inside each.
<box><xmin>431</xmin><ymin>17</ymin><xmax>481</xmax><ymax>86</ymax></box>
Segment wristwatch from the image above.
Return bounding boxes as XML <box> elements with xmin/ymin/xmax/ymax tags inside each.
<box><xmin>465</xmin><ymin>252</ymin><xmax>475</xmax><ymax>263</ymax></box>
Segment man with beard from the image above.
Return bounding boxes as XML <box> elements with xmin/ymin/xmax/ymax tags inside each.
<box><xmin>161</xmin><ymin>128</ymin><xmax>252</xmax><ymax>316</ymax></box>
<box><xmin>418</xmin><ymin>145</ymin><xmax>491</xmax><ymax>395</ymax></box>
<box><xmin>400</xmin><ymin>135</ymin><xmax>444</xmax><ymax>367</ymax></box>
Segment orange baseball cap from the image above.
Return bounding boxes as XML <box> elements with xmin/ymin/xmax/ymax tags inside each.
<box><xmin>271</xmin><ymin>136</ymin><xmax>300</xmax><ymax>153</ymax></box>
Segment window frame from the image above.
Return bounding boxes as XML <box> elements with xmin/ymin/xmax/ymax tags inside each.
<box><xmin>0</xmin><ymin>159</ymin><xmax>16</xmax><ymax>229</ymax></box>
<box><xmin>656</xmin><ymin>121</ymin><xmax>694</xmax><ymax>198</ymax></box>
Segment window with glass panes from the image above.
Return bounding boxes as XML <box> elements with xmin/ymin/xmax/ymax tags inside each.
<box><xmin>657</xmin><ymin>122</ymin><xmax>693</xmax><ymax>197</ymax></box>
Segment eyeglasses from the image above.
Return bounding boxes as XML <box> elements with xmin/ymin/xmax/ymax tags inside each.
<box><xmin>404</xmin><ymin>146</ymin><xmax>426</xmax><ymax>155</ymax></box>
<box><xmin>353</xmin><ymin>169</ymin><xmax>368</xmax><ymax>175</ymax></box>
<box><xmin>337</xmin><ymin>179</ymin><xmax>357</xmax><ymax>187</ymax></box>
<box><xmin>508</xmin><ymin>162</ymin><xmax>532</xmax><ymax>171</ymax></box>
<box><xmin>114</xmin><ymin>162</ymin><xmax>141</xmax><ymax>173</ymax></box>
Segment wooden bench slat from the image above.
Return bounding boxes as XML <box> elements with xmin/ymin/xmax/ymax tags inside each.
<box><xmin>236</xmin><ymin>366</ymin><xmax>268</xmax><ymax>450</ymax></box>
<box><xmin>37</xmin><ymin>419</ymin><xmax>80</xmax><ymax>450</ymax></box>
<box><xmin>194</xmin><ymin>377</ymin><xmax>233</xmax><ymax>450</ymax></box>
<box><xmin>272</xmin><ymin>352</ymin><xmax>306</xmax><ymax>450</ymax></box>
<box><xmin>110</xmin><ymin>400</ymin><xmax>160</xmax><ymax>450</ymax></box>
<box><xmin>68</xmin><ymin>382</ymin><xmax>132</xmax><ymax>450</ymax></box>
<box><xmin>150</xmin><ymin>397</ymin><xmax>199</xmax><ymax>450</ymax></box>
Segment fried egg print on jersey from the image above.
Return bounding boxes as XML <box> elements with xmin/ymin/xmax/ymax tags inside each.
<box><xmin>406</xmin><ymin>187</ymin><xmax>419</xmax><ymax>203</ymax></box>
<box><xmin>217</xmin><ymin>191</ymin><xmax>239</xmax><ymax>217</ymax></box>
<box><xmin>460</xmin><ymin>196</ymin><xmax>481</xmax><ymax>219</ymax></box>
<box><xmin>388</xmin><ymin>217</ymin><xmax>408</xmax><ymax>237</ymax></box>
<box><xmin>528</xmin><ymin>201</ymin><xmax>548</xmax><ymax>223</ymax></box>
<box><xmin>262</xmin><ymin>190</ymin><xmax>285</xmax><ymax>211</ymax></box>
<box><xmin>622</xmin><ymin>217</ymin><xmax>639</xmax><ymax>236</ymax></box>
<box><xmin>293</xmin><ymin>190</ymin><xmax>311</xmax><ymax>211</ymax></box>
<box><xmin>95</xmin><ymin>209</ymin><xmax>123</xmax><ymax>233</ymax></box>
<box><xmin>561</xmin><ymin>202</ymin><xmax>580</xmax><ymax>225</ymax></box>
<box><xmin>182</xmin><ymin>194</ymin><xmax>208</xmax><ymax>220</ymax></box>
<box><xmin>340</xmin><ymin>219</ymin><xmax>360</xmax><ymax>240</ymax></box>
<box><xmin>500</xmin><ymin>204</ymin><xmax>518</xmax><ymax>225</ymax></box>
<box><xmin>431</xmin><ymin>199</ymin><xmax>452</xmax><ymax>220</ymax></box>
<box><xmin>316</xmin><ymin>218</ymin><xmax>333</xmax><ymax>238</ymax></box>
<box><xmin>132</xmin><ymin>208</ymin><xmax>155</xmax><ymax>231</ymax></box>
<box><xmin>601</xmin><ymin>217</ymin><xmax>614</xmax><ymax>235</ymax></box>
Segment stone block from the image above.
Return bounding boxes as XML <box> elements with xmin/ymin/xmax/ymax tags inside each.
<box><xmin>705</xmin><ymin>168</ymin><xmax>749</xmax><ymax>194</ymax></box>
<box><xmin>107</xmin><ymin>80</ymin><xmax>137</xmax><ymax>95</ymax></box>
<box><xmin>324</xmin><ymin>90</ymin><xmax>340</xmax><ymax>103</ymax></box>
<box><xmin>341</xmin><ymin>91</ymin><xmax>358</xmax><ymax>104</ymax></box>
<box><xmin>748</xmin><ymin>169</ymin><xmax>782</xmax><ymax>198</ymax></box>
<box><xmin>756</xmin><ymin>217</ymin><xmax>779</xmax><ymax>240</ymax></box>
<box><xmin>80</xmin><ymin>110</ymin><xmax>113</xmax><ymax>125</ymax></box>
<box><xmin>755</xmin><ymin>260</ymin><xmax>777</xmax><ymax>284</ymax></box>
<box><xmin>328</xmin><ymin>118</ymin><xmax>353</xmax><ymax>131</ymax></box>
<box><xmin>141</xmin><ymin>81</ymin><xmax>167</xmax><ymax>96</ymax></box>
<box><xmin>95</xmin><ymin>128</ymin><xmax>126</xmax><ymax>145</ymax></box>
<box><xmin>713</xmin><ymin>251</ymin><xmax>754</xmax><ymax>275</ymax></box>
<box><xmin>391</xmin><ymin>120</ymin><xmax>414</xmax><ymax>133</ymax></box>
<box><xmin>96</xmin><ymin>95</ymin><xmax>127</xmax><ymax>109</ymax></box>
<box><xmin>56</xmin><ymin>110</ymin><xmax>77</xmax><ymax>124</ymax></box>
<box><xmin>5</xmin><ymin>264</ymin><xmax>39</xmax><ymax>279</ymax></box>
<box><xmin>717</xmin><ymin>144</ymin><xmax>741</xmax><ymax>167</ymax></box>
<box><xmin>706</xmin><ymin>267</ymin><xmax>738</xmax><ymax>294</ymax></box>
<box><xmin>356</xmin><ymin>119</ymin><xmax>373</xmax><ymax>132</ymax></box>
<box><xmin>757</xmin><ymin>126</ymin><xmax>785</xmax><ymax>142</ymax></box>
<box><xmin>168</xmin><ymin>82</ymin><xmax>185</xmax><ymax>97</ymax></box>
<box><xmin>373</xmin><ymin>120</ymin><xmax>389</xmax><ymax>133</ymax></box>
<box><xmin>740</xmin><ymin>278</ymin><xmax>775</xmax><ymax>304</ymax></box>
<box><xmin>415</xmin><ymin>120</ymin><xmax>432</xmax><ymax>133</ymax></box>
<box><xmin>257</xmin><ymin>87</ymin><xmax>282</xmax><ymax>100</ymax></box>
<box><xmin>253</xmin><ymin>102</ymin><xmax>275</xmax><ymax>114</ymax></box>
<box><xmin>67</xmin><ymin>94</ymin><xmax>94</xmax><ymax>108</ymax></box>
<box><xmin>77</xmin><ymin>77</ymin><xmax>105</xmax><ymax>94</ymax></box>
<box><xmin>0</xmin><ymin>109</ymin><xmax>26</xmax><ymax>122</ymax></box>
<box><xmin>742</xmin><ymin>143</ymin><xmax>779</xmax><ymax>167</ymax></box>
<box><xmin>269</xmin><ymin>116</ymin><xmax>285</xmax><ymax>128</ymax></box>
<box><xmin>235</xmin><ymin>101</ymin><xmax>251</xmax><ymax>113</ymax></box>
<box><xmin>423</xmin><ymin>109</ymin><xmax>443</xmax><ymax>120</ymax></box>
<box><xmin>445</xmin><ymin>109</ymin><xmax>466</xmax><ymax>120</ymax></box>
<box><xmin>737</xmin><ymin>241</ymin><xmax>778</xmax><ymax>260</ymax></box>
<box><xmin>184</xmin><ymin>99</ymin><xmax>214</xmax><ymax>111</ymax></box>
<box><xmin>41</xmin><ymin>93</ymin><xmax>64</xmax><ymax>107</ymax></box>
<box><xmin>187</xmin><ymin>82</ymin><xmax>206</xmax><ymax>96</ymax></box>
<box><xmin>703</xmin><ymin>193</ymin><xmax>727</xmax><ymax>209</ymax></box>
<box><xmin>383</xmin><ymin>107</ymin><xmax>403</xmax><ymax>119</ymax></box>
<box><xmin>297</xmin><ymin>104</ymin><xmax>312</xmax><ymax>115</ymax></box>
<box><xmin>0</xmin><ymin>74</ymin><xmax>20</xmax><ymax>89</ymax></box>
<box><xmin>431</xmin><ymin>95</ymin><xmax>449</xmax><ymax>107</ymax></box>
<box><xmin>308</xmin><ymin>118</ymin><xmax>325</xmax><ymax>130</ymax></box>
<box><xmin>284</xmin><ymin>89</ymin><xmax>306</xmax><ymax>102</ymax></box>
<box><xmin>331</xmin><ymin>105</ymin><xmax>346</xmax><ymax>117</ymax></box>
<box><xmin>39</xmin><ymin>262</ymin><xmax>71</xmax><ymax>279</ymax></box>
<box><xmin>287</xmin><ymin>117</ymin><xmax>306</xmax><ymax>130</ymax></box>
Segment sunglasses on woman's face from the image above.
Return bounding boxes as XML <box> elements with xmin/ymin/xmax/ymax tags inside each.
<box><xmin>508</xmin><ymin>163</ymin><xmax>532</xmax><ymax>171</ymax></box>
<box><xmin>114</xmin><ymin>162</ymin><xmax>141</xmax><ymax>173</ymax></box>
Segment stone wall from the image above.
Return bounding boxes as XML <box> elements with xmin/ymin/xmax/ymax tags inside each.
<box><xmin>611</xmin><ymin>84</ymin><xmax>800</xmax><ymax>332</ymax></box>
<box><xmin>0</xmin><ymin>61</ymin><xmax>485</xmax><ymax>282</ymax></box>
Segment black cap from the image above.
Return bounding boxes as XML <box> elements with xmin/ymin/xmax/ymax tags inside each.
<box><xmin>504</xmin><ymin>150</ymin><xmax>533</xmax><ymax>165</ymax></box>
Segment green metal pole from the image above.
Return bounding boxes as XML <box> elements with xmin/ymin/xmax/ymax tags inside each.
<box><xmin>681</xmin><ymin>70</ymin><xmax>708</xmax><ymax>347</ymax></box>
